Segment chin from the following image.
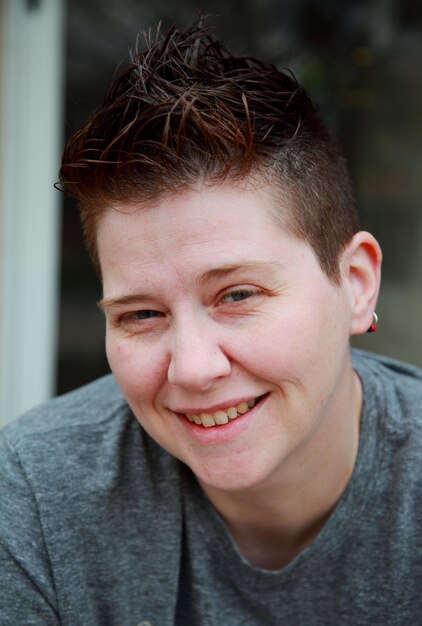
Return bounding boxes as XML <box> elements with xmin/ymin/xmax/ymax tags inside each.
<box><xmin>191</xmin><ymin>457</ymin><xmax>276</xmax><ymax>494</ymax></box>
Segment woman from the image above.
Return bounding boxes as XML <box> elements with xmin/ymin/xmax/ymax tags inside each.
<box><xmin>1</xmin><ymin>22</ymin><xmax>421</xmax><ymax>625</ymax></box>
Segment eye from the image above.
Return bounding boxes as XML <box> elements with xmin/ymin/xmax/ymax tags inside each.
<box><xmin>116</xmin><ymin>309</ymin><xmax>165</xmax><ymax>331</ymax></box>
<box><xmin>221</xmin><ymin>288</ymin><xmax>261</xmax><ymax>303</ymax></box>
<box><xmin>131</xmin><ymin>310</ymin><xmax>164</xmax><ymax>320</ymax></box>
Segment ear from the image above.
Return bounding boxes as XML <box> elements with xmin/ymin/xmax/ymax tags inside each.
<box><xmin>340</xmin><ymin>231</ymin><xmax>382</xmax><ymax>336</ymax></box>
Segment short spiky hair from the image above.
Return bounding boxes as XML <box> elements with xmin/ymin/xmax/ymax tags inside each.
<box><xmin>59</xmin><ymin>21</ymin><xmax>359</xmax><ymax>281</ymax></box>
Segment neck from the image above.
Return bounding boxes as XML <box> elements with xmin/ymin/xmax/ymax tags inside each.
<box><xmin>199</xmin><ymin>369</ymin><xmax>363</xmax><ymax>570</ymax></box>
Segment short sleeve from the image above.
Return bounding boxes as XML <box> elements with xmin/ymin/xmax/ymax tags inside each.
<box><xmin>0</xmin><ymin>433</ymin><xmax>59</xmax><ymax>625</ymax></box>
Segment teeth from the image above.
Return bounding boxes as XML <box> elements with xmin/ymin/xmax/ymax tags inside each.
<box><xmin>186</xmin><ymin>397</ymin><xmax>259</xmax><ymax>428</ymax></box>
<box><xmin>237</xmin><ymin>402</ymin><xmax>249</xmax><ymax>414</ymax></box>
<box><xmin>214</xmin><ymin>410</ymin><xmax>229</xmax><ymax>425</ymax></box>
<box><xmin>200</xmin><ymin>413</ymin><xmax>215</xmax><ymax>428</ymax></box>
<box><xmin>227</xmin><ymin>407</ymin><xmax>238</xmax><ymax>420</ymax></box>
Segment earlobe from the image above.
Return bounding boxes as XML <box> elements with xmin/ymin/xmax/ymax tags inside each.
<box><xmin>342</xmin><ymin>231</ymin><xmax>382</xmax><ymax>336</ymax></box>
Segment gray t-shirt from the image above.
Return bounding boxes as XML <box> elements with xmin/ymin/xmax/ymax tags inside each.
<box><xmin>1</xmin><ymin>350</ymin><xmax>422</xmax><ymax>625</ymax></box>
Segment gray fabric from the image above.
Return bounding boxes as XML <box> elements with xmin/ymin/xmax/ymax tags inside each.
<box><xmin>1</xmin><ymin>349</ymin><xmax>422</xmax><ymax>625</ymax></box>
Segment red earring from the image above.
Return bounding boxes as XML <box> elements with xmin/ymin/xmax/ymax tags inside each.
<box><xmin>367</xmin><ymin>312</ymin><xmax>378</xmax><ymax>333</ymax></box>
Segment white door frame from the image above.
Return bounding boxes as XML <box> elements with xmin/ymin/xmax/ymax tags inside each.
<box><xmin>0</xmin><ymin>0</ymin><xmax>64</xmax><ymax>426</ymax></box>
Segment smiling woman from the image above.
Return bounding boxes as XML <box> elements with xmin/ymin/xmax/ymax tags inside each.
<box><xmin>96</xmin><ymin>181</ymin><xmax>369</xmax><ymax>496</ymax></box>
<box><xmin>1</xmin><ymin>19</ymin><xmax>422</xmax><ymax>626</ymax></box>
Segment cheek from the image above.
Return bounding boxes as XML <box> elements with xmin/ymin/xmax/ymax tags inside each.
<box><xmin>235</xmin><ymin>308</ymin><xmax>309</xmax><ymax>374</ymax></box>
<box><xmin>232</xmin><ymin>295</ymin><xmax>342</xmax><ymax>385</ymax></box>
<box><xmin>106</xmin><ymin>336</ymin><xmax>168</xmax><ymax>399</ymax></box>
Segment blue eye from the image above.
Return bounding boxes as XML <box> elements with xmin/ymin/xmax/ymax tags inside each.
<box><xmin>134</xmin><ymin>310</ymin><xmax>163</xmax><ymax>319</ymax></box>
<box><xmin>222</xmin><ymin>289</ymin><xmax>258</xmax><ymax>303</ymax></box>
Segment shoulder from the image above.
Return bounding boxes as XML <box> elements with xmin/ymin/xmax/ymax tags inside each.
<box><xmin>352</xmin><ymin>348</ymin><xmax>422</xmax><ymax>445</ymax></box>
<box><xmin>0</xmin><ymin>373</ymin><xmax>180</xmax><ymax>521</ymax></box>
<box><xmin>2</xmin><ymin>374</ymin><xmax>127</xmax><ymax>445</ymax></box>
<box><xmin>3</xmin><ymin>374</ymin><xmax>126</xmax><ymax>440</ymax></box>
<box><xmin>0</xmin><ymin>377</ymin><xmax>183</xmax><ymax>622</ymax></box>
<box><xmin>0</xmin><ymin>375</ymin><xmax>142</xmax><ymax>496</ymax></box>
<box><xmin>352</xmin><ymin>348</ymin><xmax>422</xmax><ymax>397</ymax></box>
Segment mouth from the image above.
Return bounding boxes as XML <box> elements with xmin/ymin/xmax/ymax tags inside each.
<box><xmin>184</xmin><ymin>394</ymin><xmax>266</xmax><ymax>428</ymax></box>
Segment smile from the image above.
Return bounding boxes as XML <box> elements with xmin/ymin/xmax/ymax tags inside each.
<box><xmin>185</xmin><ymin>396</ymin><xmax>262</xmax><ymax>428</ymax></box>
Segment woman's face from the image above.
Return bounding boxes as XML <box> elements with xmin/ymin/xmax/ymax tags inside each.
<box><xmin>97</xmin><ymin>182</ymin><xmax>357</xmax><ymax>492</ymax></box>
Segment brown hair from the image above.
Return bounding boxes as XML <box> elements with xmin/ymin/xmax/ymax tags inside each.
<box><xmin>59</xmin><ymin>21</ymin><xmax>360</xmax><ymax>282</ymax></box>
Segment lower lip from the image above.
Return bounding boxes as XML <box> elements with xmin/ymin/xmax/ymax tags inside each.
<box><xmin>177</xmin><ymin>395</ymin><xmax>268</xmax><ymax>445</ymax></box>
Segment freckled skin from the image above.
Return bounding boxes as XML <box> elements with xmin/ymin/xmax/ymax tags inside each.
<box><xmin>97</xmin><ymin>182</ymin><xmax>377</xmax><ymax>504</ymax></box>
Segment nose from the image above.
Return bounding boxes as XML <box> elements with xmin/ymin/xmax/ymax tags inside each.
<box><xmin>167</xmin><ymin>319</ymin><xmax>231</xmax><ymax>391</ymax></box>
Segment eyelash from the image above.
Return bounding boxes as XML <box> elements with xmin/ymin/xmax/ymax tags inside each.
<box><xmin>114</xmin><ymin>286</ymin><xmax>263</xmax><ymax>331</ymax></box>
<box><xmin>131</xmin><ymin>310</ymin><xmax>164</xmax><ymax>320</ymax></box>
<box><xmin>116</xmin><ymin>309</ymin><xmax>165</xmax><ymax>329</ymax></box>
<box><xmin>220</xmin><ymin>287</ymin><xmax>262</xmax><ymax>304</ymax></box>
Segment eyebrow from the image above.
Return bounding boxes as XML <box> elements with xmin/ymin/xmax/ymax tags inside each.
<box><xmin>97</xmin><ymin>293</ymin><xmax>155</xmax><ymax>312</ymax></box>
<box><xmin>98</xmin><ymin>261</ymin><xmax>284</xmax><ymax>311</ymax></box>
<box><xmin>196</xmin><ymin>261</ymin><xmax>284</xmax><ymax>285</ymax></box>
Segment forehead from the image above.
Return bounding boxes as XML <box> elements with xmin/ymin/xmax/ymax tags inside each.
<box><xmin>97</xmin><ymin>180</ymin><xmax>290</xmax><ymax>247</ymax></box>
<box><xmin>95</xmin><ymin>181</ymin><xmax>311</xmax><ymax>295</ymax></box>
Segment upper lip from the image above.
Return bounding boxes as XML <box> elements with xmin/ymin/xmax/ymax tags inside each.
<box><xmin>170</xmin><ymin>394</ymin><xmax>263</xmax><ymax>415</ymax></box>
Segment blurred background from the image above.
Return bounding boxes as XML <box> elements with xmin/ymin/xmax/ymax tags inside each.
<box><xmin>0</xmin><ymin>0</ymin><xmax>421</xmax><ymax>425</ymax></box>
